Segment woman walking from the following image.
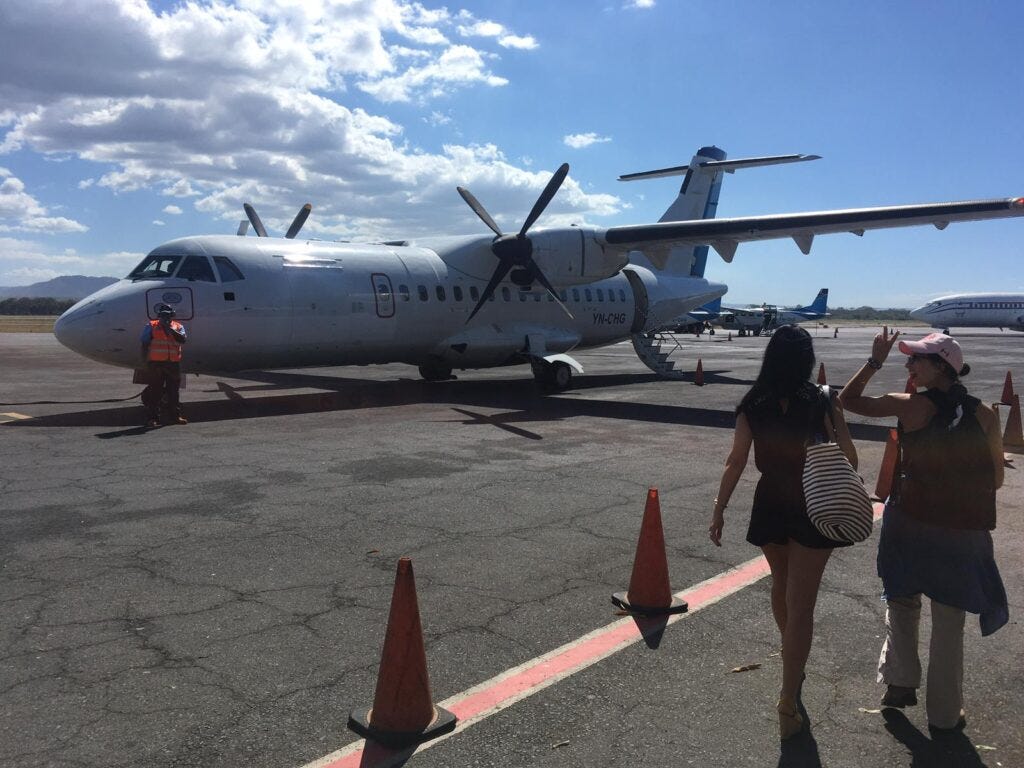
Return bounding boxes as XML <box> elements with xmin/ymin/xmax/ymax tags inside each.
<box><xmin>710</xmin><ymin>324</ymin><xmax>857</xmax><ymax>739</ymax></box>
<box><xmin>840</xmin><ymin>328</ymin><xmax>1007</xmax><ymax>732</ymax></box>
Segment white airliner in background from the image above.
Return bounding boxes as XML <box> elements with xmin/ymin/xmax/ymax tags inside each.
<box><xmin>55</xmin><ymin>144</ymin><xmax>1024</xmax><ymax>390</ymax></box>
<box><xmin>910</xmin><ymin>293</ymin><xmax>1024</xmax><ymax>333</ymax></box>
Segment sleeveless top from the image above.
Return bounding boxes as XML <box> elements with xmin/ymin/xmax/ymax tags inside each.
<box><xmin>896</xmin><ymin>387</ymin><xmax>996</xmax><ymax>530</ymax></box>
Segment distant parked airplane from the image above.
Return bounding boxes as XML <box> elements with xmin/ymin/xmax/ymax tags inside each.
<box><xmin>673</xmin><ymin>288</ymin><xmax>829</xmax><ymax>336</ymax></box>
<box><xmin>910</xmin><ymin>292</ymin><xmax>1024</xmax><ymax>333</ymax></box>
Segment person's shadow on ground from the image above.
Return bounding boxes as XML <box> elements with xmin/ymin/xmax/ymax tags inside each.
<box><xmin>777</xmin><ymin>699</ymin><xmax>823</xmax><ymax>768</ymax></box>
<box><xmin>882</xmin><ymin>709</ymin><xmax>989</xmax><ymax>767</ymax></box>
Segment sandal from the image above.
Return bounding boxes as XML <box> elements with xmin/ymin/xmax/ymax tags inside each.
<box><xmin>778</xmin><ymin>698</ymin><xmax>804</xmax><ymax>740</ymax></box>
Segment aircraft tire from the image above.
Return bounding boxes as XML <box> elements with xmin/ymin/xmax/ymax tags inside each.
<box><xmin>550</xmin><ymin>361</ymin><xmax>573</xmax><ymax>391</ymax></box>
<box><xmin>418</xmin><ymin>363</ymin><xmax>453</xmax><ymax>382</ymax></box>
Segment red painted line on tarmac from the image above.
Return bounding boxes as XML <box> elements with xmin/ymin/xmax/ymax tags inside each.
<box><xmin>302</xmin><ymin>502</ymin><xmax>886</xmax><ymax>768</ymax></box>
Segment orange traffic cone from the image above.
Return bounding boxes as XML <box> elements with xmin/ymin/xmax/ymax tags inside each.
<box><xmin>1000</xmin><ymin>371</ymin><xmax>1015</xmax><ymax>406</ymax></box>
<box><xmin>348</xmin><ymin>558</ymin><xmax>457</xmax><ymax>747</ymax></box>
<box><xmin>695</xmin><ymin>358</ymin><xmax>705</xmax><ymax>386</ymax></box>
<box><xmin>873</xmin><ymin>428</ymin><xmax>899</xmax><ymax>501</ymax></box>
<box><xmin>1004</xmin><ymin>394</ymin><xmax>1024</xmax><ymax>448</ymax></box>
<box><xmin>904</xmin><ymin>375</ymin><xmax>917</xmax><ymax>395</ymax></box>
<box><xmin>612</xmin><ymin>489</ymin><xmax>688</xmax><ymax>615</ymax></box>
<box><xmin>817</xmin><ymin>363</ymin><xmax>827</xmax><ymax>385</ymax></box>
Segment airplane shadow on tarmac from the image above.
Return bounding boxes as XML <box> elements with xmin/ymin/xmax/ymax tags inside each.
<box><xmin>2</xmin><ymin>368</ymin><xmax>889</xmax><ymax>444</ymax></box>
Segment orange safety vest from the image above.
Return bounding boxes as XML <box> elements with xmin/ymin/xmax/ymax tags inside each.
<box><xmin>147</xmin><ymin>320</ymin><xmax>184</xmax><ymax>362</ymax></box>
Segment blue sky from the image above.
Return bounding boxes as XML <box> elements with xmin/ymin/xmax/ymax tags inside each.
<box><xmin>1</xmin><ymin>0</ymin><xmax>1022</xmax><ymax>307</ymax></box>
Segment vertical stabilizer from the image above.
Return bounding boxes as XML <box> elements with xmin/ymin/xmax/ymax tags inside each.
<box><xmin>799</xmin><ymin>288</ymin><xmax>829</xmax><ymax>315</ymax></box>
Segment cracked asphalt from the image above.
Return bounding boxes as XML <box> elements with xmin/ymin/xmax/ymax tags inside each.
<box><xmin>1</xmin><ymin>327</ymin><xmax>1021</xmax><ymax>768</ymax></box>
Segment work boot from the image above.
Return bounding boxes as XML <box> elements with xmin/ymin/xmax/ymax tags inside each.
<box><xmin>175</xmin><ymin>416</ymin><xmax>188</xmax><ymax>425</ymax></box>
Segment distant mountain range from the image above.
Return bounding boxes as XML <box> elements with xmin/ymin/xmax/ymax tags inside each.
<box><xmin>0</xmin><ymin>275</ymin><xmax>118</xmax><ymax>300</ymax></box>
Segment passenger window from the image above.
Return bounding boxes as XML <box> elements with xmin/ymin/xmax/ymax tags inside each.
<box><xmin>177</xmin><ymin>255</ymin><xmax>216</xmax><ymax>282</ymax></box>
<box><xmin>213</xmin><ymin>256</ymin><xmax>245</xmax><ymax>282</ymax></box>
<box><xmin>436</xmin><ymin>286</ymin><xmax>446</xmax><ymax>301</ymax></box>
<box><xmin>559</xmin><ymin>290</ymin><xmax>567</xmax><ymax>302</ymax></box>
<box><xmin>418</xmin><ymin>285</ymin><xmax>429</xmax><ymax>301</ymax></box>
<box><xmin>519</xmin><ymin>291</ymin><xmax>528</xmax><ymax>302</ymax></box>
<box><xmin>585</xmin><ymin>288</ymin><xmax>592</xmax><ymax>302</ymax></box>
<box><xmin>128</xmin><ymin>254</ymin><xmax>183</xmax><ymax>279</ymax></box>
<box><xmin>398</xmin><ymin>285</ymin><xmax>410</xmax><ymax>302</ymax></box>
<box><xmin>534</xmin><ymin>292</ymin><xmax>542</xmax><ymax>302</ymax></box>
<box><xmin>453</xmin><ymin>286</ymin><xmax>463</xmax><ymax>301</ymax></box>
<box><xmin>502</xmin><ymin>287</ymin><xmax>511</xmax><ymax>301</ymax></box>
<box><xmin>572</xmin><ymin>288</ymin><xmax>580</xmax><ymax>302</ymax></box>
<box><xmin>619</xmin><ymin>289</ymin><xmax>626</xmax><ymax>302</ymax></box>
<box><xmin>470</xmin><ymin>286</ymin><xmax>480</xmax><ymax>301</ymax></box>
<box><xmin>608</xmin><ymin>289</ymin><xmax>615</xmax><ymax>303</ymax></box>
<box><xmin>377</xmin><ymin>281</ymin><xmax>391</xmax><ymax>299</ymax></box>
<box><xmin>596</xmin><ymin>289</ymin><xmax>604</xmax><ymax>301</ymax></box>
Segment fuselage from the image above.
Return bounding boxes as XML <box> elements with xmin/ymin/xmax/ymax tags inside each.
<box><xmin>54</xmin><ymin>234</ymin><xmax>725</xmax><ymax>373</ymax></box>
<box><xmin>910</xmin><ymin>293</ymin><xmax>1024</xmax><ymax>332</ymax></box>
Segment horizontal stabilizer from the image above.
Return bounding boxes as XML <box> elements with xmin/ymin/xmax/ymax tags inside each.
<box><xmin>618</xmin><ymin>153</ymin><xmax>819</xmax><ymax>182</ymax></box>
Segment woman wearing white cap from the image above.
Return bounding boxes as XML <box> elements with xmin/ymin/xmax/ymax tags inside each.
<box><xmin>840</xmin><ymin>328</ymin><xmax>1007</xmax><ymax>734</ymax></box>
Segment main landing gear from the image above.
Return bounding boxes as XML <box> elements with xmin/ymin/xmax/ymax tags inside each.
<box><xmin>531</xmin><ymin>359</ymin><xmax>573</xmax><ymax>391</ymax></box>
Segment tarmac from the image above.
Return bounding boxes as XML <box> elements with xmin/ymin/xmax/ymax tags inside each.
<box><xmin>1</xmin><ymin>325</ymin><xmax>1021</xmax><ymax>768</ymax></box>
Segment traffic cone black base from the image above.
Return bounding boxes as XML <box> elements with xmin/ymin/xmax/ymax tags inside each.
<box><xmin>611</xmin><ymin>591</ymin><xmax>688</xmax><ymax>615</ymax></box>
<box><xmin>348</xmin><ymin>705</ymin><xmax>457</xmax><ymax>748</ymax></box>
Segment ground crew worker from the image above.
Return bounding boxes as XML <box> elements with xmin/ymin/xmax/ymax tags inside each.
<box><xmin>140</xmin><ymin>303</ymin><xmax>188</xmax><ymax>428</ymax></box>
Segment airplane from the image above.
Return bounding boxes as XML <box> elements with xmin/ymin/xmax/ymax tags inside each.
<box><xmin>673</xmin><ymin>289</ymin><xmax>828</xmax><ymax>336</ymax></box>
<box><xmin>910</xmin><ymin>292</ymin><xmax>1024</xmax><ymax>333</ymax></box>
<box><xmin>54</xmin><ymin>144</ymin><xmax>1024</xmax><ymax>391</ymax></box>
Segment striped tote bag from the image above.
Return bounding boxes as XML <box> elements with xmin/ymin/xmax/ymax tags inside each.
<box><xmin>802</xmin><ymin>442</ymin><xmax>874</xmax><ymax>543</ymax></box>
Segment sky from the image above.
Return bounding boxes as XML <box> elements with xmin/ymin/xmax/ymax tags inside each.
<box><xmin>1</xmin><ymin>0</ymin><xmax>1022</xmax><ymax>307</ymax></box>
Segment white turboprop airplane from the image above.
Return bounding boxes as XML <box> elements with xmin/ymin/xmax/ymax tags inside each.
<box><xmin>55</xmin><ymin>145</ymin><xmax>1024</xmax><ymax>390</ymax></box>
<box><xmin>910</xmin><ymin>292</ymin><xmax>1024</xmax><ymax>333</ymax></box>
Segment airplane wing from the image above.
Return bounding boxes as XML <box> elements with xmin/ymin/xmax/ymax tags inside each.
<box><xmin>599</xmin><ymin>197</ymin><xmax>1024</xmax><ymax>266</ymax></box>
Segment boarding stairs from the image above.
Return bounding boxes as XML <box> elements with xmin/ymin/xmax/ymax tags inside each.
<box><xmin>630</xmin><ymin>332</ymin><xmax>688</xmax><ymax>380</ymax></box>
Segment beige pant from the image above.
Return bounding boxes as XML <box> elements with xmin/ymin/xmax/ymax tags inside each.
<box><xmin>877</xmin><ymin>594</ymin><xmax>966</xmax><ymax>729</ymax></box>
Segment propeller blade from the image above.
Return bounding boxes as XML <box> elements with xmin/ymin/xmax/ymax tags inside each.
<box><xmin>236</xmin><ymin>220</ymin><xmax>249</xmax><ymax>236</ymax></box>
<box><xmin>525</xmin><ymin>259</ymin><xmax>574</xmax><ymax>320</ymax></box>
<box><xmin>519</xmin><ymin>163</ymin><xmax>569</xmax><ymax>237</ymax></box>
<box><xmin>457</xmin><ymin>186</ymin><xmax>503</xmax><ymax>237</ymax></box>
<box><xmin>466</xmin><ymin>259</ymin><xmax>514</xmax><ymax>324</ymax></box>
<box><xmin>285</xmin><ymin>203</ymin><xmax>312</xmax><ymax>239</ymax></box>
<box><xmin>243</xmin><ymin>203</ymin><xmax>268</xmax><ymax>238</ymax></box>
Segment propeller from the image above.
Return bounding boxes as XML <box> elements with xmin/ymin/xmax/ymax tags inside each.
<box><xmin>241</xmin><ymin>203</ymin><xmax>312</xmax><ymax>239</ymax></box>
<box><xmin>458</xmin><ymin>163</ymin><xmax>574</xmax><ymax>323</ymax></box>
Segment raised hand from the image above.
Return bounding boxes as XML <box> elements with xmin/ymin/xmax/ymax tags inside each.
<box><xmin>871</xmin><ymin>325</ymin><xmax>900</xmax><ymax>365</ymax></box>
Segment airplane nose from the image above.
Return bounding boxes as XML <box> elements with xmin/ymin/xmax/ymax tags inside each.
<box><xmin>54</xmin><ymin>298</ymin><xmax>104</xmax><ymax>355</ymax></box>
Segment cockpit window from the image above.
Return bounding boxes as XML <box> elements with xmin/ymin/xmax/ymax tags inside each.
<box><xmin>213</xmin><ymin>256</ymin><xmax>245</xmax><ymax>282</ymax></box>
<box><xmin>128</xmin><ymin>254</ymin><xmax>184</xmax><ymax>279</ymax></box>
<box><xmin>177</xmin><ymin>255</ymin><xmax>216</xmax><ymax>282</ymax></box>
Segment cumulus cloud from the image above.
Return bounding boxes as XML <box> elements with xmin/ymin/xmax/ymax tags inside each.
<box><xmin>0</xmin><ymin>0</ymin><xmax>623</xmax><ymax>269</ymax></box>
<box><xmin>0</xmin><ymin>168</ymin><xmax>88</xmax><ymax>233</ymax></box>
<box><xmin>563</xmin><ymin>132</ymin><xmax>613</xmax><ymax>149</ymax></box>
<box><xmin>0</xmin><ymin>236</ymin><xmax>138</xmax><ymax>284</ymax></box>
<box><xmin>163</xmin><ymin>205</ymin><xmax>183</xmax><ymax>215</ymax></box>
<box><xmin>626</xmin><ymin>0</ymin><xmax>656</xmax><ymax>8</ymax></box>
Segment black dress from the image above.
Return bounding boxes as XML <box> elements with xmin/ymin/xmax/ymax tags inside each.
<box><xmin>739</xmin><ymin>382</ymin><xmax>848</xmax><ymax>549</ymax></box>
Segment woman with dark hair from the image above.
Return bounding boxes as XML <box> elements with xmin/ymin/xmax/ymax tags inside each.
<box><xmin>840</xmin><ymin>328</ymin><xmax>1006</xmax><ymax>733</ymax></box>
<box><xmin>710</xmin><ymin>324</ymin><xmax>857</xmax><ymax>739</ymax></box>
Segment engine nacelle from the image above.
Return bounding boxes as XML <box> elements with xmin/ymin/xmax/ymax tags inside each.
<box><xmin>530</xmin><ymin>227</ymin><xmax>629</xmax><ymax>287</ymax></box>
